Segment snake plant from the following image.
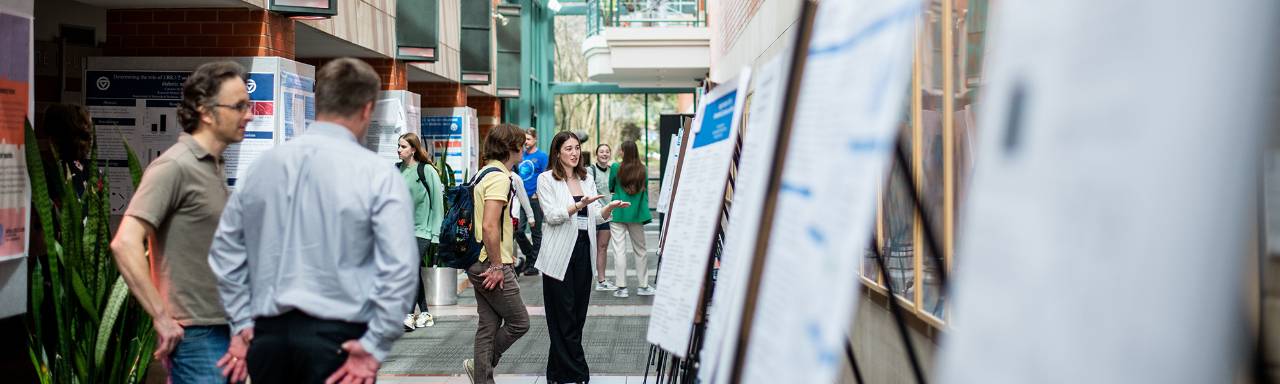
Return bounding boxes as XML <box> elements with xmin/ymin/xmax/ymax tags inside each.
<box><xmin>25</xmin><ymin>118</ymin><xmax>155</xmax><ymax>384</ymax></box>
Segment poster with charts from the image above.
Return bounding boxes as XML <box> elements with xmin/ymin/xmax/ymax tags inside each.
<box><xmin>0</xmin><ymin>10</ymin><xmax>31</xmax><ymax>262</ymax></box>
<box><xmin>422</xmin><ymin>107</ymin><xmax>478</xmax><ymax>185</ymax></box>
<box><xmin>646</xmin><ymin>69</ymin><xmax>749</xmax><ymax>356</ymax></box>
<box><xmin>366</xmin><ymin>91</ymin><xmax>421</xmax><ymax>165</ymax></box>
<box><xmin>935</xmin><ymin>1</ymin><xmax>1280</xmax><ymax>383</ymax></box>
<box><xmin>738</xmin><ymin>0</ymin><xmax>919</xmax><ymax>383</ymax></box>
<box><xmin>86</xmin><ymin>57</ymin><xmax>315</xmax><ymax>212</ymax></box>
<box><xmin>699</xmin><ymin>52</ymin><xmax>787</xmax><ymax>384</ymax></box>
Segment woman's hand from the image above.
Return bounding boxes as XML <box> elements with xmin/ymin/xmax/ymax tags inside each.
<box><xmin>601</xmin><ymin>200</ymin><xmax>630</xmax><ymax>220</ymax></box>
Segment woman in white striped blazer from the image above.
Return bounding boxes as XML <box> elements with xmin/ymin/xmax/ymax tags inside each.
<box><xmin>533</xmin><ymin>131</ymin><xmax>628</xmax><ymax>383</ymax></box>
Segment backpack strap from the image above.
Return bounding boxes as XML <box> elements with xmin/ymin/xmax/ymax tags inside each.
<box><xmin>417</xmin><ymin>162</ymin><xmax>432</xmax><ymax>203</ymax></box>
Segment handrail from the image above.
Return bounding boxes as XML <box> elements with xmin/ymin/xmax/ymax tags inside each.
<box><xmin>586</xmin><ymin>0</ymin><xmax>706</xmax><ymax>37</ymax></box>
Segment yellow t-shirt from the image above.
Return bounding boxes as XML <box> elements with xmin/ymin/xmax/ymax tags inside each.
<box><xmin>473</xmin><ymin>160</ymin><xmax>514</xmax><ymax>264</ymax></box>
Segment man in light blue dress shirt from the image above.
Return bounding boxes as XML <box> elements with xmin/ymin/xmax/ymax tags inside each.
<box><xmin>208</xmin><ymin>58</ymin><xmax>418</xmax><ymax>384</ymax></box>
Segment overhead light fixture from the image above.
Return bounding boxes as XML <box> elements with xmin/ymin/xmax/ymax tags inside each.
<box><xmin>548</xmin><ymin>0</ymin><xmax>563</xmax><ymax>13</ymax></box>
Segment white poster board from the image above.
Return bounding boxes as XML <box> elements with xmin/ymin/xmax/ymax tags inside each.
<box><xmin>366</xmin><ymin>90</ymin><xmax>422</xmax><ymax>165</ymax></box>
<box><xmin>655</xmin><ymin>132</ymin><xmax>682</xmax><ymax>215</ymax></box>
<box><xmin>699</xmin><ymin>52</ymin><xmax>788</xmax><ymax>384</ymax></box>
<box><xmin>86</xmin><ymin>56</ymin><xmax>315</xmax><ymax>212</ymax></box>
<box><xmin>936</xmin><ymin>1</ymin><xmax>1280</xmax><ymax>383</ymax></box>
<box><xmin>646</xmin><ymin>69</ymin><xmax>750</xmax><ymax>356</ymax></box>
<box><xmin>421</xmin><ymin>107</ymin><xmax>479</xmax><ymax>184</ymax></box>
<box><xmin>739</xmin><ymin>0</ymin><xmax>919</xmax><ymax>383</ymax></box>
<box><xmin>0</xmin><ymin>1</ymin><xmax>33</xmax><ymax>319</ymax></box>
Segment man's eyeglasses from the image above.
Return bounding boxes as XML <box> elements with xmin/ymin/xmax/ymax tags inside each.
<box><xmin>213</xmin><ymin>102</ymin><xmax>252</xmax><ymax>113</ymax></box>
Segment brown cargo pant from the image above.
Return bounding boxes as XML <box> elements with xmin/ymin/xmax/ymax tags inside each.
<box><xmin>466</xmin><ymin>262</ymin><xmax>530</xmax><ymax>384</ymax></box>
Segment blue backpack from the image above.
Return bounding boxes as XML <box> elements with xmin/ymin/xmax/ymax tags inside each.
<box><xmin>436</xmin><ymin>166</ymin><xmax>510</xmax><ymax>269</ymax></box>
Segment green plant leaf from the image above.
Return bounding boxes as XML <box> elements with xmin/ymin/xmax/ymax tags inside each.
<box><xmin>69</xmin><ymin>269</ymin><xmax>98</xmax><ymax>323</ymax></box>
<box><xmin>123</xmin><ymin>140</ymin><xmax>143</xmax><ymax>188</ymax></box>
<box><xmin>94</xmin><ymin>276</ymin><xmax>128</xmax><ymax>369</ymax></box>
<box><xmin>24</xmin><ymin>121</ymin><xmax>57</xmax><ymax>259</ymax></box>
<box><xmin>29</xmin><ymin>256</ymin><xmax>44</xmax><ymax>348</ymax></box>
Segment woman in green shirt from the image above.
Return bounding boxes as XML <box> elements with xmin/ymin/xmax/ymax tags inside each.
<box><xmin>397</xmin><ymin>133</ymin><xmax>445</xmax><ymax>330</ymax></box>
<box><xmin>608</xmin><ymin>140</ymin><xmax>654</xmax><ymax>298</ymax></box>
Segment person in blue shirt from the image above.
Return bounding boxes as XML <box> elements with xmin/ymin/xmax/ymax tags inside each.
<box><xmin>514</xmin><ymin>128</ymin><xmax>548</xmax><ymax>276</ymax></box>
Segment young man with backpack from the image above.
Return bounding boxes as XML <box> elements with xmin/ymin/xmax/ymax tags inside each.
<box><xmin>441</xmin><ymin>123</ymin><xmax>530</xmax><ymax>384</ymax></box>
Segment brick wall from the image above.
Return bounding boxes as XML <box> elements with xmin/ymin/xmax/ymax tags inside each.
<box><xmin>410</xmin><ymin>82</ymin><xmax>468</xmax><ymax>108</ymax></box>
<box><xmin>468</xmin><ymin>95</ymin><xmax>502</xmax><ymax>139</ymax></box>
<box><xmin>715</xmin><ymin>0</ymin><xmax>765</xmax><ymax>56</ymax></box>
<box><xmin>105</xmin><ymin>8</ymin><xmax>295</xmax><ymax>58</ymax></box>
<box><xmin>298</xmin><ymin>58</ymin><xmax>408</xmax><ymax>90</ymax></box>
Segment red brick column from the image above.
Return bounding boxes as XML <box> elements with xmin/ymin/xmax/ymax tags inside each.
<box><xmin>105</xmin><ymin>8</ymin><xmax>295</xmax><ymax>58</ymax></box>
<box><xmin>409</xmin><ymin>82</ymin><xmax>468</xmax><ymax>108</ymax></box>
<box><xmin>468</xmin><ymin>96</ymin><xmax>502</xmax><ymax>139</ymax></box>
<box><xmin>299</xmin><ymin>58</ymin><xmax>408</xmax><ymax>90</ymax></box>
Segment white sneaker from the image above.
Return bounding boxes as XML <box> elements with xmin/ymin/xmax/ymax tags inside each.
<box><xmin>416</xmin><ymin>312</ymin><xmax>435</xmax><ymax>328</ymax></box>
<box><xmin>637</xmin><ymin>286</ymin><xmax>657</xmax><ymax>296</ymax></box>
<box><xmin>463</xmin><ymin>358</ymin><xmax>475</xmax><ymax>383</ymax></box>
<box><xmin>613</xmin><ymin>288</ymin><xmax>630</xmax><ymax>298</ymax></box>
<box><xmin>595</xmin><ymin>280</ymin><xmax>618</xmax><ymax>291</ymax></box>
<box><xmin>403</xmin><ymin>314</ymin><xmax>416</xmax><ymax>332</ymax></box>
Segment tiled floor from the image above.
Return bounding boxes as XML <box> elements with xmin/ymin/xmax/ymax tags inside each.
<box><xmin>381</xmin><ymin>225</ymin><xmax>666</xmax><ymax>383</ymax></box>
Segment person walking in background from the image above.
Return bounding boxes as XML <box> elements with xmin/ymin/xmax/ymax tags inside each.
<box><xmin>110</xmin><ymin>61</ymin><xmax>252</xmax><ymax>383</ymax></box>
<box><xmin>208</xmin><ymin>58</ymin><xmax>419</xmax><ymax>384</ymax></box>
<box><xmin>608</xmin><ymin>141</ymin><xmax>655</xmax><ymax>298</ymax></box>
<box><xmin>398</xmin><ymin>132</ymin><xmax>445</xmax><ymax>332</ymax></box>
<box><xmin>510</xmin><ymin>170</ymin><xmax>537</xmax><ymax>271</ymax></box>
<box><xmin>588</xmin><ymin>144</ymin><xmax>616</xmax><ymax>291</ymax></box>
<box><xmin>465</xmin><ymin>124</ymin><xmax>532</xmax><ymax>384</ymax></box>
<box><xmin>535</xmin><ymin>132</ymin><xmax>629</xmax><ymax>384</ymax></box>
<box><xmin>515</xmin><ymin>128</ymin><xmax>548</xmax><ymax>276</ymax></box>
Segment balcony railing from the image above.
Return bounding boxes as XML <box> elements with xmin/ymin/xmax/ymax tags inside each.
<box><xmin>586</xmin><ymin>0</ymin><xmax>706</xmax><ymax>37</ymax></box>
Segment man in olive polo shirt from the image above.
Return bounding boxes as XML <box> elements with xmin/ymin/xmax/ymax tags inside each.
<box><xmin>111</xmin><ymin>61</ymin><xmax>252</xmax><ymax>383</ymax></box>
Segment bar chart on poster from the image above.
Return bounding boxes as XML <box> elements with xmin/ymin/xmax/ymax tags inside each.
<box><xmin>85</xmin><ymin>57</ymin><xmax>315</xmax><ymax>212</ymax></box>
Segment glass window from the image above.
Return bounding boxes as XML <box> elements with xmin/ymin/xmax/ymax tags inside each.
<box><xmin>554</xmin><ymin>15</ymin><xmax>589</xmax><ymax>82</ymax></box>
<box><xmin>920</xmin><ymin>0</ymin><xmax>946</xmax><ymax>318</ymax></box>
<box><xmin>885</xmin><ymin>119</ymin><xmax>916</xmax><ymax>301</ymax></box>
<box><xmin>954</xmin><ymin>0</ymin><xmax>990</xmax><ymax>278</ymax></box>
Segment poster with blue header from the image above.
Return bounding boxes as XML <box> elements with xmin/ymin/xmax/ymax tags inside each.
<box><xmin>86</xmin><ymin>57</ymin><xmax>315</xmax><ymax>212</ymax></box>
<box><xmin>422</xmin><ymin>107</ymin><xmax>478</xmax><ymax>185</ymax></box>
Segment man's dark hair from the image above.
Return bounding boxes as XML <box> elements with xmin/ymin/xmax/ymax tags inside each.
<box><xmin>315</xmin><ymin>58</ymin><xmax>381</xmax><ymax>117</ymax></box>
<box><xmin>484</xmin><ymin>124</ymin><xmax>526</xmax><ymax>164</ymax></box>
<box><xmin>178</xmin><ymin>61</ymin><xmax>247</xmax><ymax>133</ymax></box>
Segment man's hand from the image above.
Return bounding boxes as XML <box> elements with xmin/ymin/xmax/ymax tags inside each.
<box><xmin>217</xmin><ymin>327</ymin><xmax>253</xmax><ymax>383</ymax></box>
<box><xmin>152</xmin><ymin>315</ymin><xmax>184</xmax><ymax>360</ymax></box>
<box><xmin>324</xmin><ymin>340</ymin><xmax>380</xmax><ymax>384</ymax></box>
<box><xmin>482</xmin><ymin>266</ymin><xmax>506</xmax><ymax>290</ymax></box>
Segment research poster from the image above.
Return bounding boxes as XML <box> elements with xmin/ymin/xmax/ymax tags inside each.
<box><xmin>739</xmin><ymin>1</ymin><xmax>919</xmax><ymax>383</ymax></box>
<box><xmin>646</xmin><ymin>69</ymin><xmax>750</xmax><ymax>356</ymax></box>
<box><xmin>700</xmin><ymin>52</ymin><xmax>787</xmax><ymax>384</ymax></box>
<box><xmin>86</xmin><ymin>57</ymin><xmax>315</xmax><ymax>212</ymax></box>
<box><xmin>655</xmin><ymin>132</ymin><xmax>682</xmax><ymax>215</ymax></box>
<box><xmin>0</xmin><ymin>10</ymin><xmax>31</xmax><ymax>262</ymax></box>
<box><xmin>421</xmin><ymin>107</ymin><xmax>478</xmax><ymax>184</ymax></box>
<box><xmin>936</xmin><ymin>1</ymin><xmax>1280</xmax><ymax>383</ymax></box>
<box><xmin>366</xmin><ymin>90</ymin><xmax>421</xmax><ymax>165</ymax></box>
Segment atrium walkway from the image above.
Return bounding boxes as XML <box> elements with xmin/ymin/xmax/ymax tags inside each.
<box><xmin>378</xmin><ymin>225</ymin><xmax>663</xmax><ymax>383</ymax></box>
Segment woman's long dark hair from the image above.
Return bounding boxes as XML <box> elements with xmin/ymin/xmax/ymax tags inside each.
<box><xmin>617</xmin><ymin>140</ymin><xmax>645</xmax><ymax>195</ymax></box>
<box><xmin>549</xmin><ymin>131</ymin><xmax>587</xmax><ymax>181</ymax></box>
